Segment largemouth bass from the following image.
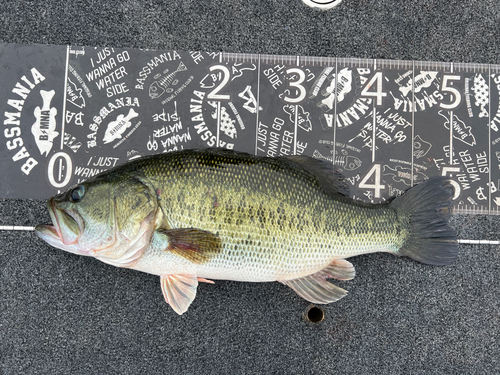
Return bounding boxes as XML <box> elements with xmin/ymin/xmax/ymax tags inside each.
<box><xmin>35</xmin><ymin>148</ymin><xmax>458</xmax><ymax>315</ymax></box>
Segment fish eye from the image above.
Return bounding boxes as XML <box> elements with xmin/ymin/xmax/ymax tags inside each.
<box><xmin>70</xmin><ymin>185</ymin><xmax>85</xmax><ymax>202</ymax></box>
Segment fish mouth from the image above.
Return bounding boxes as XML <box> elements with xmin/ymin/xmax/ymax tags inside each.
<box><xmin>35</xmin><ymin>198</ymin><xmax>87</xmax><ymax>255</ymax></box>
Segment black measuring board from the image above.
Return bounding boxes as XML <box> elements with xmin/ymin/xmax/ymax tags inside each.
<box><xmin>0</xmin><ymin>43</ymin><xmax>498</xmax><ymax>215</ymax></box>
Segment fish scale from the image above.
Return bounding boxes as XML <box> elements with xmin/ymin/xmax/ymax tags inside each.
<box><xmin>35</xmin><ymin>148</ymin><xmax>458</xmax><ymax>315</ymax></box>
<box><xmin>129</xmin><ymin>150</ymin><xmax>401</xmax><ymax>281</ymax></box>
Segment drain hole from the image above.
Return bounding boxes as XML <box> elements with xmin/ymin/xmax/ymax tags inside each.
<box><xmin>306</xmin><ymin>306</ymin><xmax>324</xmax><ymax>323</ymax></box>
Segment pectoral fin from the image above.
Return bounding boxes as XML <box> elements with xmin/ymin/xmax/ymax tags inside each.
<box><xmin>158</xmin><ymin>228</ymin><xmax>222</xmax><ymax>264</ymax></box>
<box><xmin>160</xmin><ymin>274</ymin><xmax>198</xmax><ymax>315</ymax></box>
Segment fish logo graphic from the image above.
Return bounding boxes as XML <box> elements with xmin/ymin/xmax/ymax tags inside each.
<box><xmin>208</xmin><ymin>102</ymin><xmax>237</xmax><ymax>139</ymax></box>
<box><xmin>149</xmin><ymin>62</ymin><xmax>188</xmax><ymax>99</ymax></box>
<box><xmin>66</xmin><ymin>78</ymin><xmax>86</xmax><ymax>108</ymax></box>
<box><xmin>32</xmin><ymin>90</ymin><xmax>59</xmax><ymax>157</ymax></box>
<box><xmin>318</xmin><ymin>67</ymin><xmax>353</xmax><ymax>111</ymax></box>
<box><xmin>339</xmin><ymin>155</ymin><xmax>362</xmax><ymax>171</ymax></box>
<box><xmin>383</xmin><ymin>165</ymin><xmax>428</xmax><ymax>186</ymax></box>
<box><xmin>413</xmin><ymin>135</ymin><xmax>432</xmax><ymax>159</ymax></box>
<box><xmin>399</xmin><ymin>71</ymin><xmax>438</xmax><ymax>97</ymax></box>
<box><xmin>312</xmin><ymin>149</ymin><xmax>362</xmax><ymax>172</ymax></box>
<box><xmin>438</xmin><ymin>110</ymin><xmax>476</xmax><ymax>146</ymax></box>
<box><xmin>471</xmin><ymin>73</ymin><xmax>489</xmax><ymax>118</ymax></box>
<box><xmin>283</xmin><ymin>104</ymin><xmax>312</xmax><ymax>132</ymax></box>
<box><xmin>103</xmin><ymin>108</ymin><xmax>139</xmax><ymax>144</ymax></box>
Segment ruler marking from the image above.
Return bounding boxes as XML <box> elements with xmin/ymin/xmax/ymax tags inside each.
<box><xmin>332</xmin><ymin>57</ymin><xmax>338</xmax><ymax>169</ymax></box>
<box><xmin>449</xmin><ymin>62</ymin><xmax>454</xmax><ymax>165</ymax></box>
<box><xmin>60</xmin><ymin>45</ymin><xmax>70</xmax><ymax>150</ymax></box>
<box><xmin>489</xmin><ymin>65</ymin><xmax>492</xmax><ymax>214</ymax></box>
<box><xmin>411</xmin><ymin>60</ymin><xmax>415</xmax><ymax>187</ymax></box>
<box><xmin>216</xmin><ymin>101</ymin><xmax>221</xmax><ymax>148</ymax></box>
<box><xmin>255</xmin><ymin>55</ymin><xmax>261</xmax><ymax>155</ymax></box>
<box><xmin>372</xmin><ymin>60</ymin><xmax>376</xmax><ymax>163</ymax></box>
<box><xmin>3</xmin><ymin>46</ymin><xmax>500</xmax><ymax>216</ymax></box>
<box><xmin>294</xmin><ymin>104</ymin><xmax>298</xmax><ymax>155</ymax></box>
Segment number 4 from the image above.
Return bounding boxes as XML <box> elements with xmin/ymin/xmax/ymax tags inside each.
<box><xmin>361</xmin><ymin>72</ymin><xmax>387</xmax><ymax>106</ymax></box>
<box><xmin>359</xmin><ymin>164</ymin><xmax>385</xmax><ymax>198</ymax></box>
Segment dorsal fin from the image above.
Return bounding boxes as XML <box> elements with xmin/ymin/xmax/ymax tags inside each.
<box><xmin>281</xmin><ymin>155</ymin><xmax>350</xmax><ymax>197</ymax></box>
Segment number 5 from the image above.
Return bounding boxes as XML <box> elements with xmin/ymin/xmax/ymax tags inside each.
<box><xmin>441</xmin><ymin>166</ymin><xmax>461</xmax><ymax>200</ymax></box>
<box><xmin>439</xmin><ymin>75</ymin><xmax>461</xmax><ymax>110</ymax></box>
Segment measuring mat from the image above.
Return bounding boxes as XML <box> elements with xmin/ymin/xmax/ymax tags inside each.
<box><xmin>1</xmin><ymin>43</ymin><xmax>499</xmax><ymax>215</ymax></box>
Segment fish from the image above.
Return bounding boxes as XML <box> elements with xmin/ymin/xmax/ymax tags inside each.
<box><xmin>102</xmin><ymin>108</ymin><xmax>139</xmax><ymax>144</ymax></box>
<box><xmin>35</xmin><ymin>148</ymin><xmax>458</xmax><ymax>315</ymax></box>
<box><xmin>32</xmin><ymin>90</ymin><xmax>59</xmax><ymax>156</ymax></box>
<box><xmin>149</xmin><ymin>62</ymin><xmax>188</xmax><ymax>99</ymax></box>
<box><xmin>312</xmin><ymin>149</ymin><xmax>362</xmax><ymax>172</ymax></box>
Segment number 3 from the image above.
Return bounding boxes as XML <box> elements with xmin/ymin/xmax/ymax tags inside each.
<box><xmin>283</xmin><ymin>68</ymin><xmax>306</xmax><ymax>104</ymax></box>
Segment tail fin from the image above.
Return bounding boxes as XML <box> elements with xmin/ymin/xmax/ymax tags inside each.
<box><xmin>390</xmin><ymin>177</ymin><xmax>458</xmax><ymax>266</ymax></box>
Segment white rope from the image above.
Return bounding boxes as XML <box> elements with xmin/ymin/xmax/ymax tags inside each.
<box><xmin>0</xmin><ymin>226</ymin><xmax>35</xmax><ymax>231</ymax></box>
<box><xmin>457</xmin><ymin>239</ymin><xmax>500</xmax><ymax>245</ymax></box>
<box><xmin>0</xmin><ymin>226</ymin><xmax>498</xmax><ymax>244</ymax></box>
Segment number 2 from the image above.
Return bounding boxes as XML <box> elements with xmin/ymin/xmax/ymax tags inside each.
<box><xmin>207</xmin><ymin>65</ymin><xmax>231</xmax><ymax>100</ymax></box>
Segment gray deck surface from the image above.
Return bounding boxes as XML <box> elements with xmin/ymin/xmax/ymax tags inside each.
<box><xmin>1</xmin><ymin>1</ymin><xmax>500</xmax><ymax>374</ymax></box>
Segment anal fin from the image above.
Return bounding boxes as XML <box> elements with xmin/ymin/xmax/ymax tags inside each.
<box><xmin>280</xmin><ymin>260</ymin><xmax>355</xmax><ymax>304</ymax></box>
<box><xmin>160</xmin><ymin>274</ymin><xmax>198</xmax><ymax>315</ymax></box>
<box><xmin>316</xmin><ymin>259</ymin><xmax>355</xmax><ymax>281</ymax></box>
